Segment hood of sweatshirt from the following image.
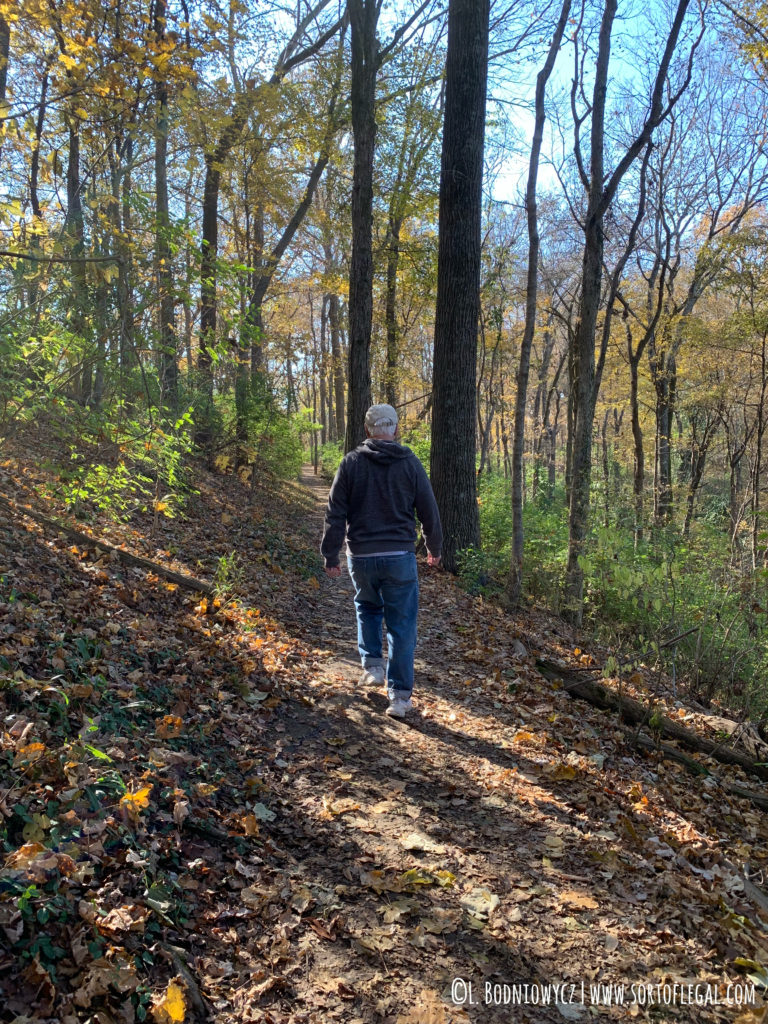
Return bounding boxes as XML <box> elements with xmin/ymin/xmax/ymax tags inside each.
<box><xmin>356</xmin><ymin>438</ymin><xmax>412</xmax><ymax>463</ymax></box>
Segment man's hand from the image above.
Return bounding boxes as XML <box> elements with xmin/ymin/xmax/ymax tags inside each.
<box><xmin>427</xmin><ymin>553</ymin><xmax>441</xmax><ymax>567</ymax></box>
<box><xmin>325</xmin><ymin>565</ymin><xmax>342</xmax><ymax>579</ymax></box>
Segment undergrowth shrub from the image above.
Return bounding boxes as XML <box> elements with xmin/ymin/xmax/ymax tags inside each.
<box><xmin>319</xmin><ymin>441</ymin><xmax>343</xmax><ymax>480</ymax></box>
<box><xmin>469</xmin><ymin>470</ymin><xmax>768</xmax><ymax>718</ymax></box>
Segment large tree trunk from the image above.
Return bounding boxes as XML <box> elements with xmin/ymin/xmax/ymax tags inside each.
<box><xmin>508</xmin><ymin>0</ymin><xmax>571</xmax><ymax>603</ymax></box>
<box><xmin>344</xmin><ymin>0</ymin><xmax>379</xmax><ymax>451</ymax></box>
<box><xmin>430</xmin><ymin>0</ymin><xmax>489</xmax><ymax>571</ymax></box>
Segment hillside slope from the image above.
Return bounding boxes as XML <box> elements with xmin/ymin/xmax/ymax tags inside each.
<box><xmin>0</xmin><ymin>451</ymin><xmax>766</xmax><ymax>1024</ymax></box>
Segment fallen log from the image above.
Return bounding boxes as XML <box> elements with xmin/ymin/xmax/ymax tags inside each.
<box><xmin>0</xmin><ymin>493</ymin><xmax>213</xmax><ymax>596</ymax></box>
<box><xmin>629</xmin><ymin>734</ymin><xmax>768</xmax><ymax>810</ymax></box>
<box><xmin>537</xmin><ymin>657</ymin><xmax>768</xmax><ymax>783</ymax></box>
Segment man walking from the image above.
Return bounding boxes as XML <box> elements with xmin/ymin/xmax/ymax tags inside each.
<box><xmin>321</xmin><ymin>404</ymin><xmax>442</xmax><ymax>718</ymax></box>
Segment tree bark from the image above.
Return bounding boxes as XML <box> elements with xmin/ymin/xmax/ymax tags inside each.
<box><xmin>430</xmin><ymin>0</ymin><xmax>489</xmax><ymax>571</ymax></box>
<box><xmin>344</xmin><ymin>0</ymin><xmax>379</xmax><ymax>451</ymax></box>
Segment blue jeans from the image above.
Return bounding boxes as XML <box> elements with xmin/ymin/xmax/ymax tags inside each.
<box><xmin>346</xmin><ymin>553</ymin><xmax>419</xmax><ymax>699</ymax></box>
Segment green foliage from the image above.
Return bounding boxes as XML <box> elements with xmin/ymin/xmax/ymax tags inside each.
<box><xmin>214</xmin><ymin>551</ymin><xmax>243</xmax><ymax>602</ymax></box>
<box><xmin>49</xmin><ymin>406</ymin><xmax>196</xmax><ymax>523</ymax></box>
<box><xmin>220</xmin><ymin>378</ymin><xmax>306</xmax><ymax>480</ymax></box>
<box><xmin>319</xmin><ymin>440</ymin><xmax>344</xmax><ymax>480</ymax></box>
<box><xmin>468</xmin><ymin>470</ymin><xmax>768</xmax><ymax>716</ymax></box>
<box><xmin>401</xmin><ymin>421</ymin><xmax>431</xmax><ymax>466</ymax></box>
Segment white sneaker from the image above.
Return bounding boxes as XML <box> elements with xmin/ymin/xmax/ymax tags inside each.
<box><xmin>360</xmin><ymin>666</ymin><xmax>385</xmax><ymax>688</ymax></box>
<box><xmin>385</xmin><ymin>698</ymin><xmax>412</xmax><ymax>719</ymax></box>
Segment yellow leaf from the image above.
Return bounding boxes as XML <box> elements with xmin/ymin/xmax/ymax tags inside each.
<box><xmin>549</xmin><ymin>763</ymin><xmax>578</xmax><ymax>781</ymax></box>
<box><xmin>5</xmin><ymin>841</ymin><xmax>47</xmax><ymax>869</ymax></box>
<box><xmin>156</xmin><ymin>715</ymin><xmax>183</xmax><ymax>739</ymax></box>
<box><xmin>560</xmin><ymin>889</ymin><xmax>598</xmax><ymax>910</ymax></box>
<box><xmin>152</xmin><ymin>979</ymin><xmax>186</xmax><ymax>1023</ymax></box>
<box><xmin>241</xmin><ymin>813</ymin><xmax>260</xmax><ymax>836</ymax></box>
<box><xmin>120</xmin><ymin>786</ymin><xmax>152</xmax><ymax>817</ymax></box>
<box><xmin>14</xmin><ymin>742</ymin><xmax>46</xmax><ymax>766</ymax></box>
<box><xmin>512</xmin><ymin>729</ymin><xmax>536</xmax><ymax>744</ymax></box>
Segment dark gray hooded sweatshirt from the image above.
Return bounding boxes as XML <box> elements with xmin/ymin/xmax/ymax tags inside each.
<box><xmin>320</xmin><ymin>439</ymin><xmax>442</xmax><ymax>568</ymax></box>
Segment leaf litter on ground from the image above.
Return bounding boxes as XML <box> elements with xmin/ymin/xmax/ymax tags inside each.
<box><xmin>0</xmin><ymin>449</ymin><xmax>767</xmax><ymax>1022</ymax></box>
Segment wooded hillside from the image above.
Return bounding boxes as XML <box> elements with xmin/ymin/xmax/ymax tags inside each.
<box><xmin>3</xmin><ymin>0</ymin><xmax>768</xmax><ymax>1018</ymax></box>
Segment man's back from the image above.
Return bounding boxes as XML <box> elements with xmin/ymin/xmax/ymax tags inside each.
<box><xmin>321</xmin><ymin>439</ymin><xmax>442</xmax><ymax>564</ymax></box>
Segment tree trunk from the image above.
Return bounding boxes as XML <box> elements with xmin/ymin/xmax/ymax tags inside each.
<box><xmin>384</xmin><ymin>214</ymin><xmax>402</xmax><ymax>407</ymax></box>
<box><xmin>154</xmin><ymin>0</ymin><xmax>178</xmax><ymax>410</ymax></box>
<box><xmin>629</xmin><ymin>352</ymin><xmax>645</xmax><ymax>543</ymax></box>
<box><xmin>562</xmin><ymin>0</ymin><xmax>618</xmax><ymax>623</ymax></box>
<box><xmin>198</xmin><ymin>156</ymin><xmax>219</xmax><ymax>429</ymax></box>
<box><xmin>563</xmin><ymin>0</ymin><xmax>693</xmax><ymax>622</ymax></box>
<box><xmin>344</xmin><ymin>0</ymin><xmax>379</xmax><ymax>451</ymax></box>
<box><xmin>653</xmin><ymin>356</ymin><xmax>676</xmax><ymax>522</ymax></box>
<box><xmin>329</xmin><ymin>292</ymin><xmax>345</xmax><ymax>441</ymax></box>
<box><xmin>65</xmin><ymin>117</ymin><xmax>90</xmax><ymax>405</ymax></box>
<box><xmin>0</xmin><ymin>14</ymin><xmax>9</xmax><ymax>166</ymax></box>
<box><xmin>509</xmin><ymin>0</ymin><xmax>571</xmax><ymax>602</ymax></box>
<box><xmin>28</xmin><ymin>66</ymin><xmax>49</xmax><ymax>311</ymax></box>
<box><xmin>752</xmin><ymin>338</ymin><xmax>767</xmax><ymax>568</ymax></box>
<box><xmin>319</xmin><ymin>294</ymin><xmax>329</xmax><ymax>445</ymax></box>
<box><xmin>430</xmin><ymin>0</ymin><xmax>489</xmax><ymax>571</ymax></box>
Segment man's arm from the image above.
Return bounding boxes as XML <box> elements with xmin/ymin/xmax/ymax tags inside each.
<box><xmin>320</xmin><ymin>460</ymin><xmax>349</xmax><ymax>569</ymax></box>
<box><xmin>413</xmin><ymin>460</ymin><xmax>442</xmax><ymax>560</ymax></box>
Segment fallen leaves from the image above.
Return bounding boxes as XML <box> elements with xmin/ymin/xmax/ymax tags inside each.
<box><xmin>119</xmin><ymin>785</ymin><xmax>152</xmax><ymax>818</ymax></box>
<box><xmin>151</xmin><ymin>979</ymin><xmax>187</xmax><ymax>1023</ymax></box>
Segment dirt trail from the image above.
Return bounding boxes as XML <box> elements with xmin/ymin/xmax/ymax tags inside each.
<box><xmin>255</xmin><ymin>467</ymin><xmax>564</xmax><ymax>1022</ymax></box>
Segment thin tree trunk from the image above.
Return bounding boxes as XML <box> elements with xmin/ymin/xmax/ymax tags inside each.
<box><xmin>384</xmin><ymin>214</ymin><xmax>402</xmax><ymax>407</ymax></box>
<box><xmin>65</xmin><ymin>118</ymin><xmax>90</xmax><ymax>405</ymax></box>
<box><xmin>28</xmin><ymin>66</ymin><xmax>49</xmax><ymax>311</ymax></box>
<box><xmin>0</xmin><ymin>14</ymin><xmax>9</xmax><ymax>166</ymax></box>
<box><xmin>508</xmin><ymin>0</ymin><xmax>571</xmax><ymax>601</ymax></box>
<box><xmin>319</xmin><ymin>294</ymin><xmax>329</xmax><ymax>445</ymax></box>
<box><xmin>154</xmin><ymin>0</ymin><xmax>178</xmax><ymax>410</ymax></box>
<box><xmin>329</xmin><ymin>292</ymin><xmax>345</xmax><ymax>441</ymax></box>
